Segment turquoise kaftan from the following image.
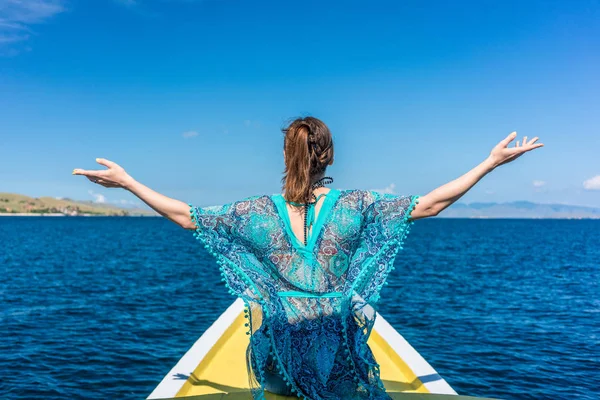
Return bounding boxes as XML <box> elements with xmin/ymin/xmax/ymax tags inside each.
<box><xmin>189</xmin><ymin>189</ymin><xmax>420</xmax><ymax>400</ymax></box>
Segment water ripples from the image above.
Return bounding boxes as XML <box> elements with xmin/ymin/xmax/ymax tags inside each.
<box><xmin>1</xmin><ymin>217</ymin><xmax>598</xmax><ymax>399</ymax></box>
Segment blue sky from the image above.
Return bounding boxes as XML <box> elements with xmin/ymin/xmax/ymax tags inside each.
<box><xmin>0</xmin><ymin>0</ymin><xmax>599</xmax><ymax>208</ymax></box>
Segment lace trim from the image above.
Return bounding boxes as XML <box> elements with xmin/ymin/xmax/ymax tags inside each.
<box><xmin>342</xmin><ymin>195</ymin><xmax>420</xmax><ymax>386</ymax></box>
<box><xmin>372</xmin><ymin>194</ymin><xmax>420</xmax><ymax>302</ymax></box>
<box><xmin>188</xmin><ymin>203</ymin><xmax>264</xmax><ymax>302</ymax></box>
<box><xmin>189</xmin><ymin>203</ymin><xmax>310</xmax><ymax>399</ymax></box>
<box><xmin>349</xmin><ymin>194</ymin><xmax>420</xmax><ymax>297</ymax></box>
<box><xmin>188</xmin><ymin>195</ymin><xmax>421</xmax><ymax>399</ymax></box>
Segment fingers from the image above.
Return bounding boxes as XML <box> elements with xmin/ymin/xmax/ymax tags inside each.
<box><xmin>97</xmin><ymin>180</ymin><xmax>120</xmax><ymax>188</ymax></box>
<box><xmin>73</xmin><ymin>159</ymin><xmax>122</xmax><ymax>189</ymax></box>
<box><xmin>500</xmin><ymin>132</ymin><xmax>542</xmax><ymax>150</ymax></box>
<box><xmin>73</xmin><ymin>169</ymin><xmax>105</xmax><ymax>178</ymax></box>
<box><xmin>493</xmin><ymin>133</ymin><xmax>544</xmax><ymax>167</ymax></box>
<box><xmin>521</xmin><ymin>138</ymin><xmax>543</xmax><ymax>151</ymax></box>
<box><xmin>85</xmin><ymin>175</ymin><xmax>119</xmax><ymax>188</ymax></box>
<box><xmin>499</xmin><ymin>131</ymin><xmax>517</xmax><ymax>147</ymax></box>
<box><xmin>85</xmin><ymin>175</ymin><xmax>103</xmax><ymax>185</ymax></box>
<box><xmin>516</xmin><ymin>141</ymin><xmax>544</xmax><ymax>154</ymax></box>
<box><xmin>96</xmin><ymin>158</ymin><xmax>117</xmax><ymax>169</ymax></box>
<box><xmin>515</xmin><ymin>136</ymin><xmax>542</xmax><ymax>149</ymax></box>
<box><xmin>73</xmin><ymin>158</ymin><xmax>118</xmax><ymax>177</ymax></box>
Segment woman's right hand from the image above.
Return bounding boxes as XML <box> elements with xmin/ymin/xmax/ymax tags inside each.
<box><xmin>487</xmin><ymin>131</ymin><xmax>544</xmax><ymax>168</ymax></box>
<box><xmin>73</xmin><ymin>158</ymin><xmax>134</xmax><ymax>189</ymax></box>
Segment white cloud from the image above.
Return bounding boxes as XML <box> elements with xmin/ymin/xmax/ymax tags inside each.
<box><xmin>583</xmin><ymin>175</ymin><xmax>600</xmax><ymax>191</ymax></box>
<box><xmin>0</xmin><ymin>1</ymin><xmax>65</xmax><ymax>23</ymax></box>
<box><xmin>532</xmin><ymin>180</ymin><xmax>546</xmax><ymax>188</ymax></box>
<box><xmin>0</xmin><ymin>0</ymin><xmax>65</xmax><ymax>54</ymax></box>
<box><xmin>182</xmin><ymin>130</ymin><xmax>198</xmax><ymax>139</ymax></box>
<box><xmin>370</xmin><ymin>183</ymin><xmax>396</xmax><ymax>194</ymax></box>
<box><xmin>88</xmin><ymin>190</ymin><xmax>107</xmax><ymax>204</ymax></box>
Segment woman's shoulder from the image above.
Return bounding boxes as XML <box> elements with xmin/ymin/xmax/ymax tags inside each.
<box><xmin>335</xmin><ymin>189</ymin><xmax>415</xmax><ymax>213</ymax></box>
<box><xmin>236</xmin><ymin>193</ymin><xmax>277</xmax><ymax>209</ymax></box>
<box><xmin>335</xmin><ymin>188</ymin><xmax>376</xmax><ymax>202</ymax></box>
<box><xmin>334</xmin><ymin>188</ymin><xmax>366</xmax><ymax>197</ymax></box>
<box><xmin>243</xmin><ymin>189</ymin><xmax>379</xmax><ymax>207</ymax></box>
<box><xmin>328</xmin><ymin>189</ymin><xmax>371</xmax><ymax>212</ymax></box>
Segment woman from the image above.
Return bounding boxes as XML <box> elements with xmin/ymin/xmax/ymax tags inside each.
<box><xmin>73</xmin><ymin>117</ymin><xmax>542</xmax><ymax>399</ymax></box>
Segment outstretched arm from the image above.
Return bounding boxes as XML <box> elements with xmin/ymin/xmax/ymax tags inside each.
<box><xmin>411</xmin><ymin>132</ymin><xmax>544</xmax><ymax>220</ymax></box>
<box><xmin>73</xmin><ymin>159</ymin><xmax>195</xmax><ymax>229</ymax></box>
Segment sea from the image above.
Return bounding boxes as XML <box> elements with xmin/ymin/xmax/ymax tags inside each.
<box><xmin>1</xmin><ymin>217</ymin><xmax>598</xmax><ymax>400</ymax></box>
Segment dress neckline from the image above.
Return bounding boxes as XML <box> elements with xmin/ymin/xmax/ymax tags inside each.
<box><xmin>271</xmin><ymin>188</ymin><xmax>341</xmax><ymax>254</ymax></box>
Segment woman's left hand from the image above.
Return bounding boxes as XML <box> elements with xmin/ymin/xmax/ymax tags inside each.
<box><xmin>488</xmin><ymin>131</ymin><xmax>544</xmax><ymax>168</ymax></box>
<box><xmin>73</xmin><ymin>158</ymin><xmax>133</xmax><ymax>189</ymax></box>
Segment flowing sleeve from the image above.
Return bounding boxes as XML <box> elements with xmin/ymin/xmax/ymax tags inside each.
<box><xmin>344</xmin><ymin>190</ymin><xmax>420</xmax><ymax>304</ymax></box>
<box><xmin>188</xmin><ymin>195</ymin><xmax>274</xmax><ymax>303</ymax></box>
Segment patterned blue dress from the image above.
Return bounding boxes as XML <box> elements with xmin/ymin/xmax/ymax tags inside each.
<box><xmin>189</xmin><ymin>189</ymin><xmax>420</xmax><ymax>400</ymax></box>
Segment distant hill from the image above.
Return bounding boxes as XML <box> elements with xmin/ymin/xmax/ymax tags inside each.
<box><xmin>437</xmin><ymin>201</ymin><xmax>600</xmax><ymax>219</ymax></box>
<box><xmin>1</xmin><ymin>193</ymin><xmax>598</xmax><ymax>219</ymax></box>
<box><xmin>0</xmin><ymin>193</ymin><xmax>158</xmax><ymax>216</ymax></box>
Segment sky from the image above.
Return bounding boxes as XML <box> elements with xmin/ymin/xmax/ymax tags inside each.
<box><xmin>0</xmin><ymin>0</ymin><xmax>599</xmax><ymax>208</ymax></box>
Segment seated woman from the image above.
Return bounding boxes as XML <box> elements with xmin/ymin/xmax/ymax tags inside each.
<box><xmin>73</xmin><ymin>116</ymin><xmax>542</xmax><ymax>399</ymax></box>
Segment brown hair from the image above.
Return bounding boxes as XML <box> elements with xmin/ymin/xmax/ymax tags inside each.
<box><xmin>281</xmin><ymin>116</ymin><xmax>334</xmax><ymax>204</ymax></box>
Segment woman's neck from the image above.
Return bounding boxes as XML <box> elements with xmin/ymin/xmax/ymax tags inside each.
<box><xmin>282</xmin><ymin>174</ymin><xmax>332</xmax><ymax>202</ymax></box>
<box><xmin>310</xmin><ymin>173</ymin><xmax>332</xmax><ymax>196</ymax></box>
<box><xmin>310</xmin><ymin>172</ymin><xmax>326</xmax><ymax>186</ymax></box>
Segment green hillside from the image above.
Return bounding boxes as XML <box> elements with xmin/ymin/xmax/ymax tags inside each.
<box><xmin>0</xmin><ymin>193</ymin><xmax>157</xmax><ymax>216</ymax></box>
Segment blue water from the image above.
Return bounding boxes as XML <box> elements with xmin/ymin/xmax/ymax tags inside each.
<box><xmin>1</xmin><ymin>217</ymin><xmax>598</xmax><ymax>400</ymax></box>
